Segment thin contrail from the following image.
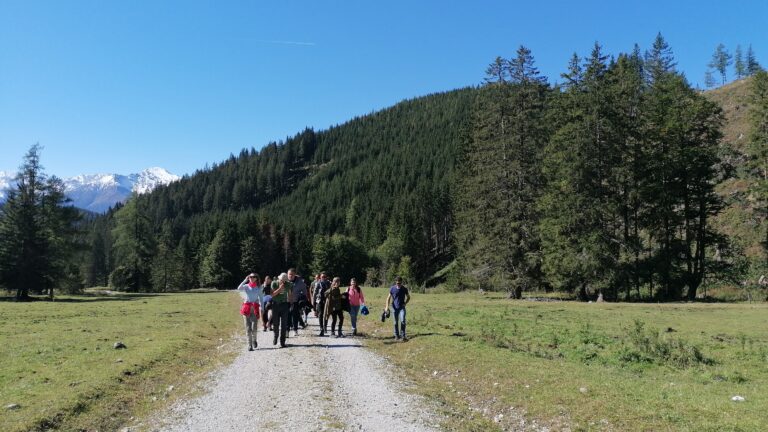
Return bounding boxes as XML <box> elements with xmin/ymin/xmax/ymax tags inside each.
<box><xmin>256</xmin><ymin>40</ymin><xmax>316</xmax><ymax>46</ymax></box>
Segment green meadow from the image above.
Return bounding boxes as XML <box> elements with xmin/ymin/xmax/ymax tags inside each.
<box><xmin>1</xmin><ymin>287</ymin><xmax>766</xmax><ymax>431</ymax></box>
<box><xmin>359</xmin><ymin>288</ymin><xmax>768</xmax><ymax>431</ymax></box>
<box><xmin>0</xmin><ymin>290</ymin><xmax>240</xmax><ymax>432</ymax></box>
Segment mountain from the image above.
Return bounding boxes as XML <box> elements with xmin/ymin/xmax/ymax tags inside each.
<box><xmin>0</xmin><ymin>167</ymin><xmax>180</xmax><ymax>213</ymax></box>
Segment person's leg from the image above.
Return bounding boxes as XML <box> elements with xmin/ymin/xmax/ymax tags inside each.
<box><xmin>349</xmin><ymin>306</ymin><xmax>359</xmax><ymax>335</ymax></box>
<box><xmin>249</xmin><ymin>312</ymin><xmax>258</xmax><ymax>348</ymax></box>
<box><xmin>273</xmin><ymin>303</ymin><xmax>285</xmax><ymax>345</ymax></box>
<box><xmin>399</xmin><ymin>308</ymin><xmax>407</xmax><ymax>340</ymax></box>
<box><xmin>290</xmin><ymin>302</ymin><xmax>299</xmax><ymax>332</ymax></box>
<box><xmin>337</xmin><ymin>311</ymin><xmax>344</xmax><ymax>337</ymax></box>
<box><xmin>330</xmin><ymin>312</ymin><xmax>337</xmax><ymax>337</ymax></box>
<box><xmin>279</xmin><ymin>303</ymin><xmax>290</xmax><ymax>346</ymax></box>
<box><xmin>318</xmin><ymin>301</ymin><xmax>326</xmax><ymax>336</ymax></box>
<box><xmin>393</xmin><ymin>307</ymin><xmax>401</xmax><ymax>339</ymax></box>
<box><xmin>243</xmin><ymin>314</ymin><xmax>253</xmax><ymax>349</ymax></box>
<box><xmin>261</xmin><ymin>301</ymin><xmax>268</xmax><ymax>331</ymax></box>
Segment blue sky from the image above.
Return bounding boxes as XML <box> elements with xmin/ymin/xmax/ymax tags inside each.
<box><xmin>1</xmin><ymin>0</ymin><xmax>766</xmax><ymax>178</ymax></box>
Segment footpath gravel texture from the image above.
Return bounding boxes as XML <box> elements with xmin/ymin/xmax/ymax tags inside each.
<box><xmin>142</xmin><ymin>315</ymin><xmax>442</xmax><ymax>432</ymax></box>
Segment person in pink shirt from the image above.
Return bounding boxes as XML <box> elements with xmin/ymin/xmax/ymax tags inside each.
<box><xmin>345</xmin><ymin>278</ymin><xmax>365</xmax><ymax>336</ymax></box>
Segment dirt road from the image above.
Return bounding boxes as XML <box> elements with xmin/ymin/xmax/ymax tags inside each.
<box><xmin>142</xmin><ymin>314</ymin><xmax>441</xmax><ymax>432</ymax></box>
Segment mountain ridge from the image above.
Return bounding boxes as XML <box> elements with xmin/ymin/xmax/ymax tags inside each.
<box><xmin>0</xmin><ymin>167</ymin><xmax>180</xmax><ymax>213</ymax></box>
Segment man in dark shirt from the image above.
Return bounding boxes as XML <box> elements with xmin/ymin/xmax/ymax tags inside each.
<box><xmin>287</xmin><ymin>268</ymin><xmax>310</xmax><ymax>336</ymax></box>
<box><xmin>385</xmin><ymin>276</ymin><xmax>411</xmax><ymax>341</ymax></box>
<box><xmin>313</xmin><ymin>272</ymin><xmax>331</xmax><ymax>336</ymax></box>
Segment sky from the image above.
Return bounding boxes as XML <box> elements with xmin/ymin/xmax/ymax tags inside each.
<box><xmin>1</xmin><ymin>0</ymin><xmax>766</xmax><ymax>178</ymax></box>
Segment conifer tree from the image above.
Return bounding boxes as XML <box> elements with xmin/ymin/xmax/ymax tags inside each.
<box><xmin>710</xmin><ymin>43</ymin><xmax>732</xmax><ymax>85</ymax></box>
<box><xmin>734</xmin><ymin>44</ymin><xmax>746</xmax><ymax>79</ymax></box>
<box><xmin>110</xmin><ymin>195</ymin><xmax>155</xmax><ymax>291</ymax></box>
<box><xmin>746</xmin><ymin>45</ymin><xmax>762</xmax><ymax>76</ymax></box>
<box><xmin>0</xmin><ymin>145</ymin><xmax>81</xmax><ymax>300</ymax></box>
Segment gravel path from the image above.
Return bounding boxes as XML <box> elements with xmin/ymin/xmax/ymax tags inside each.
<box><xmin>144</xmin><ymin>314</ymin><xmax>442</xmax><ymax>432</ymax></box>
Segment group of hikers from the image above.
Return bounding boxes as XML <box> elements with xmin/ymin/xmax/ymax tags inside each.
<box><xmin>236</xmin><ymin>268</ymin><xmax>410</xmax><ymax>350</ymax></box>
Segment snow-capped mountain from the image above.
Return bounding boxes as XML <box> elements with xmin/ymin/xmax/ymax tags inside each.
<box><xmin>0</xmin><ymin>171</ymin><xmax>13</xmax><ymax>202</ymax></box>
<box><xmin>0</xmin><ymin>167</ymin><xmax>180</xmax><ymax>213</ymax></box>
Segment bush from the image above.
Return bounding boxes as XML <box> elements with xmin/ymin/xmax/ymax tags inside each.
<box><xmin>622</xmin><ymin>320</ymin><xmax>712</xmax><ymax>368</ymax></box>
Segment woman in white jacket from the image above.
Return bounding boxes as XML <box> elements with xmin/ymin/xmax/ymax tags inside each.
<box><xmin>236</xmin><ymin>273</ymin><xmax>263</xmax><ymax>351</ymax></box>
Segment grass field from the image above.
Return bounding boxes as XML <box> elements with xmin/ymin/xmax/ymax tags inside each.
<box><xmin>358</xmin><ymin>288</ymin><xmax>768</xmax><ymax>431</ymax></box>
<box><xmin>0</xmin><ymin>289</ymin><xmax>241</xmax><ymax>432</ymax></box>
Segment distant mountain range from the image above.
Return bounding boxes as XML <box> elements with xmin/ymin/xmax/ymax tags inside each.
<box><xmin>0</xmin><ymin>167</ymin><xmax>180</xmax><ymax>213</ymax></box>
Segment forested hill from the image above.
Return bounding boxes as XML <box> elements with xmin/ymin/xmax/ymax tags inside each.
<box><xmin>84</xmin><ymin>88</ymin><xmax>476</xmax><ymax>290</ymax></box>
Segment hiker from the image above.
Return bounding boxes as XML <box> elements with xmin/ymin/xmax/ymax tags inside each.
<box><xmin>236</xmin><ymin>273</ymin><xmax>262</xmax><ymax>351</ymax></box>
<box><xmin>324</xmin><ymin>276</ymin><xmax>345</xmax><ymax>338</ymax></box>
<box><xmin>385</xmin><ymin>276</ymin><xmax>411</xmax><ymax>341</ymax></box>
<box><xmin>288</xmin><ymin>268</ymin><xmax>310</xmax><ymax>336</ymax></box>
<box><xmin>260</xmin><ymin>275</ymin><xmax>273</xmax><ymax>332</ymax></box>
<box><xmin>309</xmin><ymin>273</ymin><xmax>320</xmax><ymax>304</ymax></box>
<box><xmin>270</xmin><ymin>272</ymin><xmax>293</xmax><ymax>347</ymax></box>
<box><xmin>346</xmin><ymin>278</ymin><xmax>365</xmax><ymax>336</ymax></box>
<box><xmin>313</xmin><ymin>272</ymin><xmax>331</xmax><ymax>336</ymax></box>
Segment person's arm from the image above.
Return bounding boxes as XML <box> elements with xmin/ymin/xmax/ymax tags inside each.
<box><xmin>385</xmin><ymin>292</ymin><xmax>392</xmax><ymax>311</ymax></box>
<box><xmin>405</xmin><ymin>289</ymin><xmax>411</xmax><ymax>306</ymax></box>
<box><xmin>236</xmin><ymin>277</ymin><xmax>249</xmax><ymax>291</ymax></box>
<box><xmin>272</xmin><ymin>280</ymin><xmax>286</xmax><ymax>296</ymax></box>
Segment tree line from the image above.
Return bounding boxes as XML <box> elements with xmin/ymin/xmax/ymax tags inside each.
<box><xmin>1</xmin><ymin>35</ymin><xmax>766</xmax><ymax>301</ymax></box>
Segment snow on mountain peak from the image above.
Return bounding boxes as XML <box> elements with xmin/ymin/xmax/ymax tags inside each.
<box><xmin>0</xmin><ymin>167</ymin><xmax>180</xmax><ymax>212</ymax></box>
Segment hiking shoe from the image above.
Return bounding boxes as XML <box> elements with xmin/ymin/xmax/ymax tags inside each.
<box><xmin>394</xmin><ymin>335</ymin><xmax>401</xmax><ymax>341</ymax></box>
<box><xmin>338</xmin><ymin>332</ymin><xmax>344</xmax><ymax>338</ymax></box>
<box><xmin>352</xmin><ymin>328</ymin><xmax>357</xmax><ymax>336</ymax></box>
<box><xmin>292</xmin><ymin>330</ymin><xmax>299</xmax><ymax>337</ymax></box>
<box><xmin>273</xmin><ymin>336</ymin><xmax>278</xmax><ymax>346</ymax></box>
<box><xmin>401</xmin><ymin>336</ymin><xmax>408</xmax><ymax>342</ymax></box>
<box><xmin>319</xmin><ymin>332</ymin><xmax>325</xmax><ymax>337</ymax></box>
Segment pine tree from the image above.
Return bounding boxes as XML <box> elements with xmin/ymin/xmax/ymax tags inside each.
<box><xmin>456</xmin><ymin>47</ymin><xmax>550</xmax><ymax>296</ymax></box>
<box><xmin>746</xmin><ymin>45</ymin><xmax>762</xmax><ymax>76</ymax></box>
<box><xmin>110</xmin><ymin>195</ymin><xmax>156</xmax><ymax>291</ymax></box>
<box><xmin>199</xmin><ymin>224</ymin><xmax>240</xmax><ymax>288</ymax></box>
<box><xmin>704</xmin><ymin>70</ymin><xmax>717</xmax><ymax>88</ymax></box>
<box><xmin>734</xmin><ymin>45</ymin><xmax>746</xmax><ymax>79</ymax></box>
<box><xmin>710</xmin><ymin>43</ymin><xmax>732</xmax><ymax>85</ymax></box>
<box><xmin>645</xmin><ymin>33</ymin><xmax>676</xmax><ymax>84</ymax></box>
<box><xmin>150</xmin><ymin>222</ymin><xmax>180</xmax><ymax>291</ymax></box>
<box><xmin>0</xmin><ymin>145</ymin><xmax>81</xmax><ymax>300</ymax></box>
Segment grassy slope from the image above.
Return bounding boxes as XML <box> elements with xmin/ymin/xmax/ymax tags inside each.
<box><xmin>359</xmin><ymin>288</ymin><xmax>768</xmax><ymax>431</ymax></box>
<box><xmin>705</xmin><ymin>78</ymin><xmax>765</xmax><ymax>266</ymax></box>
<box><xmin>0</xmin><ymin>290</ymin><xmax>241</xmax><ymax>432</ymax></box>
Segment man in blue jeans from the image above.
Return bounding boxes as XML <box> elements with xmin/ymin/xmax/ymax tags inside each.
<box><xmin>385</xmin><ymin>276</ymin><xmax>411</xmax><ymax>342</ymax></box>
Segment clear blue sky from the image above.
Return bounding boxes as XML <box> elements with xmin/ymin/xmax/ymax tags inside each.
<box><xmin>2</xmin><ymin>0</ymin><xmax>766</xmax><ymax>178</ymax></box>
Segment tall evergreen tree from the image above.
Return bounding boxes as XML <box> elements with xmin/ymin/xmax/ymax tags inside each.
<box><xmin>734</xmin><ymin>44</ymin><xmax>746</xmax><ymax>79</ymax></box>
<box><xmin>746</xmin><ymin>45</ymin><xmax>762</xmax><ymax>76</ymax></box>
<box><xmin>644</xmin><ymin>33</ymin><xmax>676</xmax><ymax>84</ymax></box>
<box><xmin>457</xmin><ymin>47</ymin><xmax>550</xmax><ymax>296</ymax></box>
<box><xmin>110</xmin><ymin>195</ymin><xmax>155</xmax><ymax>291</ymax></box>
<box><xmin>710</xmin><ymin>43</ymin><xmax>732</xmax><ymax>85</ymax></box>
<box><xmin>0</xmin><ymin>145</ymin><xmax>81</xmax><ymax>300</ymax></box>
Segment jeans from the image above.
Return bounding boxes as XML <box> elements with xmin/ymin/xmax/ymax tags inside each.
<box><xmin>393</xmin><ymin>307</ymin><xmax>406</xmax><ymax>338</ymax></box>
<box><xmin>349</xmin><ymin>305</ymin><xmax>360</xmax><ymax>330</ymax></box>
<box><xmin>272</xmin><ymin>302</ymin><xmax>290</xmax><ymax>346</ymax></box>
<box><xmin>243</xmin><ymin>312</ymin><xmax>258</xmax><ymax>347</ymax></box>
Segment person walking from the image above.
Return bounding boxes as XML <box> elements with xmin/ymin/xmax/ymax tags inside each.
<box><xmin>313</xmin><ymin>272</ymin><xmax>331</xmax><ymax>336</ymax></box>
<box><xmin>260</xmin><ymin>275</ymin><xmax>273</xmax><ymax>332</ymax></box>
<box><xmin>236</xmin><ymin>273</ymin><xmax>262</xmax><ymax>351</ymax></box>
<box><xmin>287</xmin><ymin>268</ymin><xmax>310</xmax><ymax>336</ymax></box>
<box><xmin>346</xmin><ymin>278</ymin><xmax>365</xmax><ymax>336</ymax></box>
<box><xmin>325</xmin><ymin>276</ymin><xmax>345</xmax><ymax>338</ymax></box>
<box><xmin>270</xmin><ymin>272</ymin><xmax>293</xmax><ymax>347</ymax></box>
<box><xmin>385</xmin><ymin>276</ymin><xmax>411</xmax><ymax>341</ymax></box>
